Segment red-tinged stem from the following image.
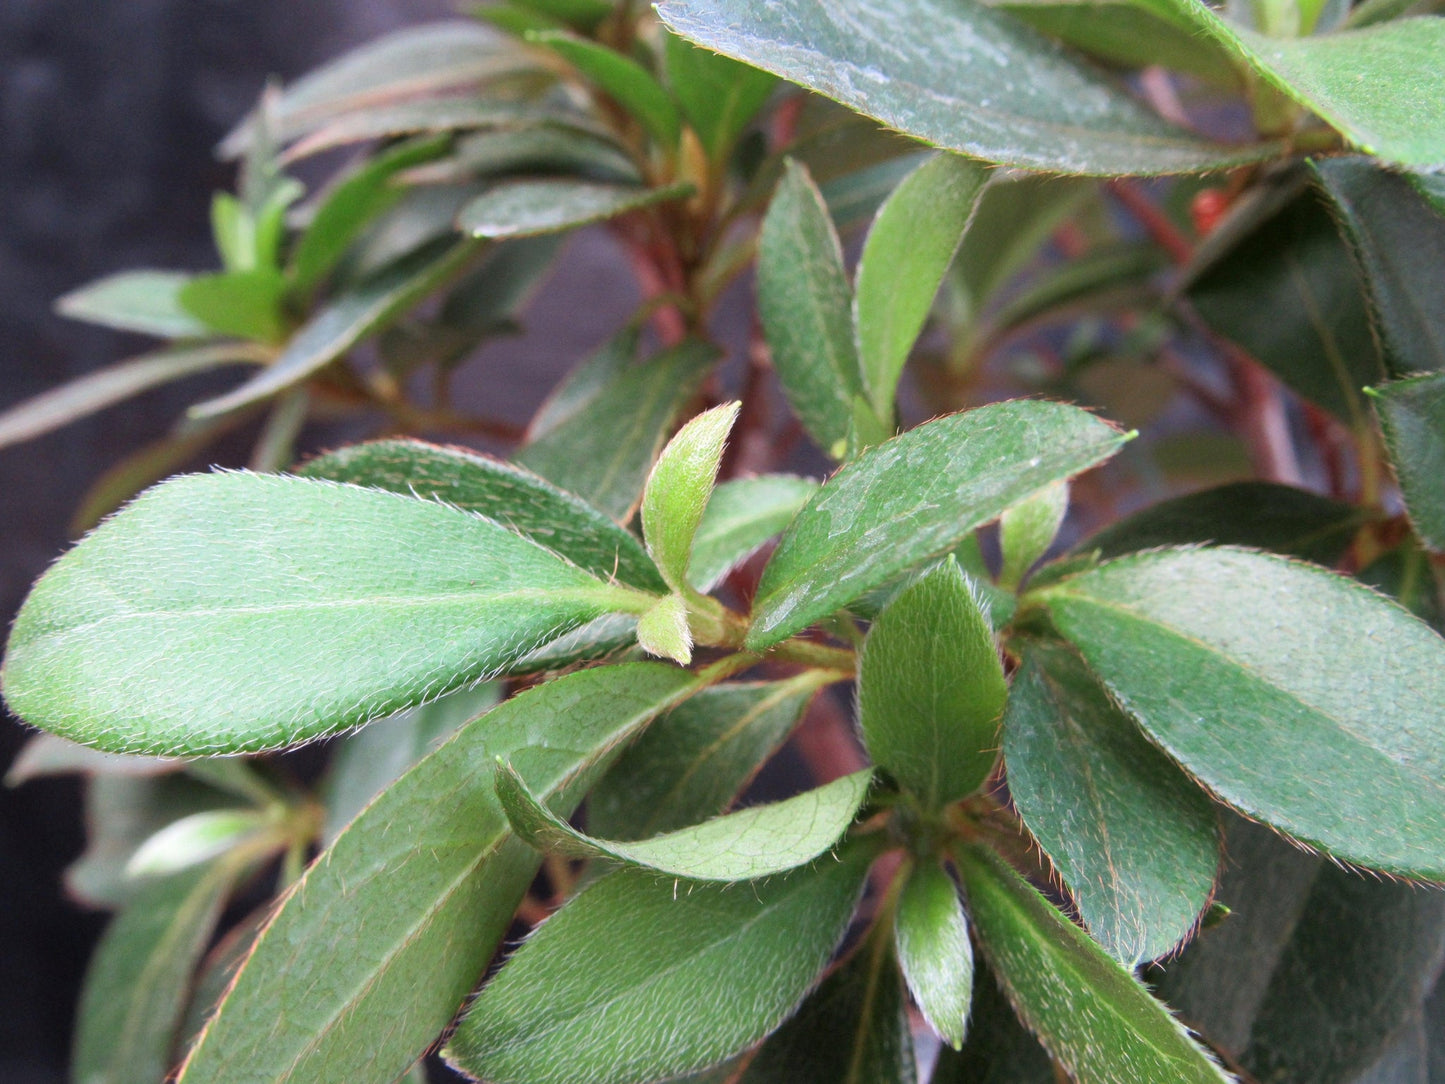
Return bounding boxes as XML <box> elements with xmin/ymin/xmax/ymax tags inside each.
<box><xmin>1108</xmin><ymin>178</ymin><xmax>1195</xmax><ymax>265</ymax></box>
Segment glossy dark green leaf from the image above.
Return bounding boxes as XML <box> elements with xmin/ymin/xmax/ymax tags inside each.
<box><xmin>291</xmin><ymin>136</ymin><xmax>452</xmax><ymax>294</ymax></box>
<box><xmin>460</xmin><ymin>179</ymin><xmax>694</xmax><ymax>240</ymax></box>
<box><xmin>998</xmin><ymin>480</ymin><xmax>1068</xmax><ymax>591</ymax></box>
<box><xmin>688</xmin><ymin>475</ymin><xmax>817</xmax><ymax>593</ymax></box>
<box><xmin>2</xmin><ymin>472</ymin><xmax>644</xmax><ymax>755</ymax></box>
<box><xmin>500</xmin><ymin>761</ymin><xmax>869</xmax><ymax>879</ymax></box>
<box><xmin>1169</xmin><ymin>4</ymin><xmax>1445</xmax><ymax>168</ymax></box>
<box><xmin>177</xmin><ymin>267</ymin><xmax>288</xmax><ymax>343</ymax></box>
<box><xmin>73</xmin><ymin>860</ymin><xmax>241</xmax><ymax>1084</ymax></box>
<box><xmin>299</xmin><ymin>438</ymin><xmax>666</xmax><ymax>591</ymax></box>
<box><xmin>657</xmin><ymin>0</ymin><xmax>1274</xmax><ymax>176</ymax></box>
<box><xmin>191</xmin><ymin>238</ymin><xmax>482</xmax><ymax>418</ymax></box>
<box><xmin>895</xmin><ymin>861</ymin><xmax>974</xmax><ymax>1050</ymax></box>
<box><xmin>748</xmin><ymin>401</ymin><xmax>1128</xmax><ymax>649</ymax></box>
<box><xmin>1077</xmin><ymin>480</ymin><xmax>1367</xmax><ymax>565</ymax></box>
<box><xmin>55</xmin><ymin>270</ymin><xmax>211</xmax><ymax>339</ymax></box>
<box><xmin>1371</xmin><ymin>372</ymin><xmax>1445</xmax><ymax>552</ymax></box>
<box><xmin>1312</xmin><ymin>157</ymin><xmax>1445</xmax><ymax>377</ymax></box>
<box><xmin>516</xmin><ymin>337</ymin><xmax>716</xmax><ymax>522</ymax></box>
<box><xmin>444</xmin><ymin>846</ymin><xmax>874</xmax><ymax>1084</ymax></box>
<box><xmin>956</xmin><ymin>843</ymin><xmax>1231</xmax><ymax>1083</ymax></box>
<box><xmin>1003</xmin><ymin>643</ymin><xmax>1219</xmax><ymax>965</ymax></box>
<box><xmin>929</xmin><ymin>956</ymin><xmax>1056</xmax><ymax>1084</ymax></box>
<box><xmin>1039</xmin><ymin>546</ymin><xmax>1445</xmax><ymax>879</ymax></box>
<box><xmin>858</xmin><ymin>558</ymin><xmax>1006</xmax><ymax>808</ymax></box>
<box><xmin>323</xmin><ymin>684</ymin><xmax>500</xmax><ymax>841</ymax></box>
<box><xmin>588</xmin><ymin>678</ymin><xmax>820</xmax><ymax>840</ymax></box>
<box><xmin>663</xmin><ymin>31</ymin><xmax>776</xmax><ymax>158</ymax></box>
<box><xmin>757</xmin><ymin>159</ymin><xmax>866</xmax><ymax>458</ymax></box>
<box><xmin>740</xmin><ymin>928</ymin><xmax>917</xmax><ymax>1084</ymax></box>
<box><xmin>0</xmin><ymin>344</ymin><xmax>259</xmax><ymax>452</ymax></box>
<box><xmin>177</xmin><ymin>664</ymin><xmax>697</xmax><ymax>1084</ymax></box>
<box><xmin>642</xmin><ymin>402</ymin><xmax>740</xmax><ymax>593</ymax></box>
<box><xmin>854</xmin><ymin>153</ymin><xmax>988</xmax><ymax>421</ymax></box>
<box><xmin>529</xmin><ymin>30</ymin><xmax>682</xmax><ymax>147</ymax></box>
<box><xmin>1189</xmin><ymin>188</ymin><xmax>1385</xmax><ymax>424</ymax></box>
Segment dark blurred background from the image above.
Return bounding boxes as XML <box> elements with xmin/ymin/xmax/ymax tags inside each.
<box><xmin>0</xmin><ymin>2</ymin><xmax>637</xmax><ymax>1078</ymax></box>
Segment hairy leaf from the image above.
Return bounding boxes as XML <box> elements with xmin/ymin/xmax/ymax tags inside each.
<box><xmin>999</xmin><ymin>480</ymin><xmax>1069</xmax><ymax>590</ymax></box>
<box><xmin>1039</xmin><ymin>546</ymin><xmax>1445</xmax><ymax>879</ymax></box>
<box><xmin>858</xmin><ymin>557</ymin><xmax>1006</xmax><ymax>808</ymax></box>
<box><xmin>178</xmin><ymin>664</ymin><xmax>697</xmax><ymax>1084</ymax></box>
<box><xmin>895</xmin><ymin>861</ymin><xmax>974</xmax><ymax>1050</ymax></box>
<box><xmin>657</xmin><ymin>0</ymin><xmax>1273</xmax><ymax>175</ymax></box>
<box><xmin>444</xmin><ymin>847</ymin><xmax>874</xmax><ymax>1084</ymax></box>
<box><xmin>748</xmin><ymin>401</ymin><xmax>1127</xmax><ymax>648</ymax></box>
<box><xmin>642</xmin><ymin>402</ymin><xmax>740</xmax><ymax>593</ymax></box>
<box><xmin>500</xmin><ymin>761</ymin><xmax>870</xmax><ymax>879</ymax></box>
<box><xmin>460</xmin><ymin>179</ymin><xmax>694</xmax><ymax>239</ymax></box>
<box><xmin>956</xmin><ymin>844</ymin><xmax>1231</xmax><ymax>1082</ymax></box>
<box><xmin>930</xmin><ymin>956</ymin><xmax>1056</xmax><ymax>1083</ymax></box>
<box><xmin>2</xmin><ymin>472</ymin><xmax>639</xmax><ymax>755</ymax></box>
<box><xmin>688</xmin><ymin>475</ymin><xmax>817</xmax><ymax>593</ymax></box>
<box><xmin>1003</xmin><ymin>642</ymin><xmax>1220</xmax><ymax>965</ymax></box>
<box><xmin>1371</xmin><ymin>372</ymin><xmax>1445</xmax><ymax>553</ymax></box>
<box><xmin>637</xmin><ymin>592</ymin><xmax>693</xmax><ymax>664</ymax></box>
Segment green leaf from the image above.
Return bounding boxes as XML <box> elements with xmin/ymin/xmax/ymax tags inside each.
<box><xmin>1169</xmin><ymin>3</ymin><xmax>1445</xmax><ymax>168</ymax></box>
<box><xmin>299</xmin><ymin>438</ymin><xmax>666</xmax><ymax>591</ymax></box>
<box><xmin>930</xmin><ymin>956</ymin><xmax>1056</xmax><ymax>1083</ymax></box>
<box><xmin>748</xmin><ymin>400</ymin><xmax>1128</xmax><ymax>649</ymax></box>
<box><xmin>529</xmin><ymin>30</ymin><xmax>682</xmax><ymax>148</ymax></box>
<box><xmin>956</xmin><ymin>843</ymin><xmax>1231</xmax><ymax>1083</ymax></box>
<box><xmin>460</xmin><ymin>179</ymin><xmax>694</xmax><ymax>240</ymax></box>
<box><xmin>588</xmin><ymin>678</ymin><xmax>820</xmax><ymax>840</ymax></box>
<box><xmin>418</xmin><ymin>125</ymin><xmax>639</xmax><ymax>186</ymax></box>
<box><xmin>324</xmin><ymin>684</ymin><xmax>499</xmax><ymax>841</ymax></box>
<box><xmin>125</xmin><ymin>808</ymin><xmax>271</xmax><ymax>877</ymax></box>
<box><xmin>443</xmin><ymin>846</ymin><xmax>873</xmax><ymax>1084</ymax></box>
<box><xmin>56</xmin><ymin>270</ymin><xmax>211</xmax><ymax>340</ymax></box>
<box><xmin>191</xmin><ymin>238</ymin><xmax>482</xmax><ymax>418</ymax></box>
<box><xmin>895</xmin><ymin>861</ymin><xmax>974</xmax><ymax>1050</ymax></box>
<box><xmin>739</xmin><ymin>926</ymin><xmax>917</xmax><ymax>1084</ymax></box>
<box><xmin>855</xmin><ymin>153</ymin><xmax>989</xmax><ymax>421</ymax></box>
<box><xmin>858</xmin><ymin>558</ymin><xmax>1006</xmax><ymax>808</ymax></box>
<box><xmin>500</xmin><ymin>760</ymin><xmax>870</xmax><ymax>879</ymax></box>
<box><xmin>177</xmin><ymin>267</ymin><xmax>288</xmax><ymax>343</ymax></box>
<box><xmin>999</xmin><ymin>481</ymin><xmax>1069</xmax><ymax>590</ymax></box>
<box><xmin>1312</xmin><ymin>157</ymin><xmax>1445</xmax><ymax>378</ymax></box>
<box><xmin>1371</xmin><ymin>372</ymin><xmax>1445</xmax><ymax>553</ymax></box>
<box><xmin>637</xmin><ymin>592</ymin><xmax>694</xmax><ymax>664</ymax></box>
<box><xmin>513</xmin><ymin>0</ymin><xmax>615</xmax><ymax>29</ymax></box>
<box><xmin>1003</xmin><ymin>642</ymin><xmax>1220</xmax><ymax>965</ymax></box>
<box><xmin>177</xmin><ymin>663</ymin><xmax>697</xmax><ymax>1084</ymax></box>
<box><xmin>1359</xmin><ymin>542</ymin><xmax>1444</xmax><ymax>630</ymax></box>
<box><xmin>1037</xmin><ymin>546</ymin><xmax>1445</xmax><ymax>879</ymax></box>
<box><xmin>688</xmin><ymin>474</ymin><xmax>818</xmax><ymax>593</ymax></box>
<box><xmin>516</xmin><ymin>336</ymin><xmax>716</xmax><ymax>522</ymax></box>
<box><xmin>663</xmin><ymin>31</ymin><xmax>776</xmax><ymax>158</ymax></box>
<box><xmin>757</xmin><ymin>159</ymin><xmax>866</xmax><ymax>458</ymax></box>
<box><xmin>1189</xmin><ymin>187</ymin><xmax>1384</xmax><ymax>425</ymax></box>
<box><xmin>2</xmin><ymin>472</ymin><xmax>641</xmax><ymax>755</ymax></box>
<box><xmin>4</xmin><ymin>733</ymin><xmax>178</xmax><ymax>785</ymax></box>
<box><xmin>0</xmin><ymin>344</ymin><xmax>259</xmax><ymax>452</ymax></box>
<box><xmin>657</xmin><ymin>0</ymin><xmax>1275</xmax><ymax>176</ymax></box>
<box><xmin>73</xmin><ymin>861</ymin><xmax>241</xmax><ymax>1084</ymax></box>
<box><xmin>291</xmin><ymin>136</ymin><xmax>451</xmax><ymax>293</ymax></box>
<box><xmin>280</xmin><ymin>97</ymin><xmax>551</xmax><ymax>161</ymax></box>
<box><xmin>1076</xmin><ymin>480</ymin><xmax>1367</xmax><ymax>566</ymax></box>
<box><xmin>643</xmin><ymin>401</ymin><xmax>740</xmax><ymax>593</ymax></box>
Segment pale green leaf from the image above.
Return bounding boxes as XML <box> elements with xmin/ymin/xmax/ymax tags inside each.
<box><xmin>177</xmin><ymin>267</ymin><xmax>288</xmax><ymax>344</ymax></box>
<box><xmin>56</xmin><ymin>270</ymin><xmax>211</xmax><ymax>340</ymax></box>
<box><xmin>1370</xmin><ymin>372</ymin><xmax>1445</xmax><ymax>553</ymax></box>
<box><xmin>999</xmin><ymin>480</ymin><xmax>1069</xmax><ymax>590</ymax></box>
<box><xmin>956</xmin><ymin>843</ymin><xmax>1231</xmax><ymax>1082</ymax></box>
<box><xmin>687</xmin><ymin>474</ymin><xmax>818</xmax><ymax>593</ymax></box>
<box><xmin>858</xmin><ymin>557</ymin><xmax>1006</xmax><ymax>808</ymax></box>
<box><xmin>125</xmin><ymin>809</ymin><xmax>271</xmax><ymax>878</ymax></box>
<box><xmin>177</xmin><ymin>664</ymin><xmax>697</xmax><ymax>1084</ymax></box>
<box><xmin>657</xmin><ymin>0</ymin><xmax>1275</xmax><ymax>175</ymax></box>
<box><xmin>460</xmin><ymin>179</ymin><xmax>694</xmax><ymax>240</ymax></box>
<box><xmin>643</xmin><ymin>401</ymin><xmax>740</xmax><ymax>592</ymax></box>
<box><xmin>2</xmin><ymin>472</ymin><xmax>640</xmax><ymax>755</ymax></box>
<box><xmin>499</xmin><ymin>761</ymin><xmax>870</xmax><ymax>879</ymax></box>
<box><xmin>1003</xmin><ymin>642</ymin><xmax>1220</xmax><ymax>965</ymax></box>
<box><xmin>748</xmin><ymin>400</ymin><xmax>1128</xmax><ymax>649</ymax></box>
<box><xmin>1038</xmin><ymin>546</ymin><xmax>1445</xmax><ymax>879</ymax></box>
<box><xmin>299</xmin><ymin>438</ymin><xmax>666</xmax><ymax>591</ymax></box>
<box><xmin>895</xmin><ymin>861</ymin><xmax>974</xmax><ymax>1050</ymax></box>
<box><xmin>443</xmin><ymin>846</ymin><xmax>874</xmax><ymax>1084</ymax></box>
<box><xmin>637</xmin><ymin>593</ymin><xmax>693</xmax><ymax>664</ymax></box>
<box><xmin>854</xmin><ymin>152</ymin><xmax>989</xmax><ymax>421</ymax></box>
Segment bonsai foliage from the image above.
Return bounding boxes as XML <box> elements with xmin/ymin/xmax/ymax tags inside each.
<box><xmin>4</xmin><ymin>0</ymin><xmax>1445</xmax><ymax>1081</ymax></box>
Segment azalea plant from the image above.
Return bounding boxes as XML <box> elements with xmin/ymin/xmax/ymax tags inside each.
<box><xmin>4</xmin><ymin>0</ymin><xmax>1445</xmax><ymax>1082</ymax></box>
